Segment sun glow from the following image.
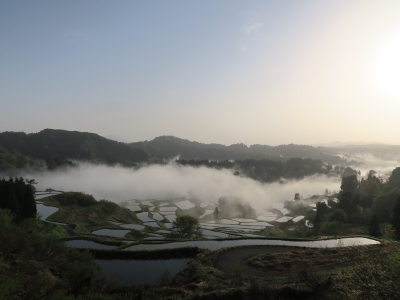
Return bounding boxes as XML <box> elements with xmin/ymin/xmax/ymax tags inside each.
<box><xmin>376</xmin><ymin>37</ymin><xmax>400</xmax><ymax>97</ymax></box>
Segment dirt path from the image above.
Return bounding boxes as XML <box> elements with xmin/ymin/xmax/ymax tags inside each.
<box><xmin>213</xmin><ymin>245</ymin><xmax>320</xmax><ymax>278</ymax></box>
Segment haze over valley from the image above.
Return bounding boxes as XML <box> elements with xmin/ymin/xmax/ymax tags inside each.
<box><xmin>1</xmin><ymin>128</ymin><xmax>399</xmax><ymax>211</ymax></box>
<box><xmin>2</xmin><ymin>1</ymin><xmax>400</xmax><ymax>299</ymax></box>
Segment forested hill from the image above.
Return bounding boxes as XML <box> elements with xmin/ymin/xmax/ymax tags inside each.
<box><xmin>131</xmin><ymin>136</ymin><xmax>344</xmax><ymax>164</ymax></box>
<box><xmin>0</xmin><ymin>130</ymin><xmax>347</xmax><ymax>166</ymax></box>
<box><xmin>0</xmin><ymin>129</ymin><xmax>148</xmax><ymax>166</ymax></box>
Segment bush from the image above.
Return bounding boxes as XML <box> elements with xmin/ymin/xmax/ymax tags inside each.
<box><xmin>171</xmin><ymin>215</ymin><xmax>202</xmax><ymax>239</ymax></box>
<box><xmin>334</xmin><ymin>248</ymin><xmax>400</xmax><ymax>299</ymax></box>
<box><xmin>319</xmin><ymin>221</ymin><xmax>343</xmax><ymax>236</ymax></box>
<box><xmin>99</xmin><ymin>199</ymin><xmax>118</xmax><ymax>214</ymax></box>
<box><xmin>56</xmin><ymin>192</ymin><xmax>97</xmax><ymax>206</ymax></box>
<box><xmin>0</xmin><ymin>208</ymin><xmax>101</xmax><ymax>299</ymax></box>
<box><xmin>329</xmin><ymin>209</ymin><xmax>347</xmax><ymax>223</ymax></box>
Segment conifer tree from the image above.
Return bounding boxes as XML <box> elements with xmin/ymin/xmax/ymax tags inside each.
<box><xmin>392</xmin><ymin>196</ymin><xmax>400</xmax><ymax>239</ymax></box>
<box><xmin>368</xmin><ymin>214</ymin><xmax>381</xmax><ymax>237</ymax></box>
<box><xmin>0</xmin><ymin>177</ymin><xmax>36</xmax><ymax>222</ymax></box>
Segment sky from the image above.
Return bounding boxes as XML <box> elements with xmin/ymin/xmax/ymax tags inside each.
<box><xmin>1</xmin><ymin>0</ymin><xmax>400</xmax><ymax>146</ymax></box>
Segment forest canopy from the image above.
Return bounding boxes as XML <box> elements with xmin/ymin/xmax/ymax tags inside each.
<box><xmin>0</xmin><ymin>177</ymin><xmax>37</xmax><ymax>222</ymax></box>
<box><xmin>0</xmin><ymin>129</ymin><xmax>149</xmax><ymax>167</ymax></box>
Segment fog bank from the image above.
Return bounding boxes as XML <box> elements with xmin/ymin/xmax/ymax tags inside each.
<box><xmin>345</xmin><ymin>153</ymin><xmax>400</xmax><ymax>176</ymax></box>
<box><xmin>24</xmin><ymin>163</ymin><xmax>340</xmax><ymax>209</ymax></box>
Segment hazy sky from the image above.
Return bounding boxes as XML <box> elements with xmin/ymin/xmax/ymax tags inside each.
<box><xmin>1</xmin><ymin>1</ymin><xmax>400</xmax><ymax>145</ymax></box>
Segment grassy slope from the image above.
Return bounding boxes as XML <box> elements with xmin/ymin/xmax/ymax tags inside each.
<box><xmin>42</xmin><ymin>192</ymin><xmax>140</xmax><ymax>233</ymax></box>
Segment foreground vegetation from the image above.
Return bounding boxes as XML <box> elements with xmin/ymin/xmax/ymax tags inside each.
<box><xmin>2</xmin><ymin>202</ymin><xmax>400</xmax><ymax>300</ymax></box>
<box><xmin>312</xmin><ymin>168</ymin><xmax>400</xmax><ymax>239</ymax></box>
<box><xmin>0</xmin><ymin>209</ymin><xmax>101</xmax><ymax>299</ymax></box>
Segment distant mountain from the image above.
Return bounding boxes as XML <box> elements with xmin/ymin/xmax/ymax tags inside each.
<box><xmin>0</xmin><ymin>130</ymin><xmax>363</xmax><ymax>166</ymax></box>
<box><xmin>313</xmin><ymin>141</ymin><xmax>386</xmax><ymax>148</ymax></box>
<box><xmin>131</xmin><ymin>135</ymin><xmax>344</xmax><ymax>164</ymax></box>
<box><xmin>321</xmin><ymin>144</ymin><xmax>400</xmax><ymax>162</ymax></box>
<box><xmin>106</xmin><ymin>134</ymin><xmax>131</xmax><ymax>143</ymax></box>
<box><xmin>0</xmin><ymin>129</ymin><xmax>148</xmax><ymax>166</ymax></box>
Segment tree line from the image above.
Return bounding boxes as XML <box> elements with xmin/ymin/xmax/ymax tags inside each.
<box><xmin>132</xmin><ymin>135</ymin><xmax>345</xmax><ymax>164</ymax></box>
<box><xmin>177</xmin><ymin>158</ymin><xmax>355</xmax><ymax>183</ymax></box>
<box><xmin>315</xmin><ymin>167</ymin><xmax>400</xmax><ymax>238</ymax></box>
<box><xmin>0</xmin><ymin>129</ymin><xmax>149</xmax><ymax>168</ymax></box>
<box><xmin>0</xmin><ymin>177</ymin><xmax>37</xmax><ymax>222</ymax></box>
<box><xmin>0</xmin><ymin>147</ymin><xmax>44</xmax><ymax>172</ymax></box>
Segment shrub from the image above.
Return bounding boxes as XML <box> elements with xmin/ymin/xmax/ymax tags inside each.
<box><xmin>171</xmin><ymin>215</ymin><xmax>202</xmax><ymax>239</ymax></box>
<box><xmin>319</xmin><ymin>221</ymin><xmax>343</xmax><ymax>236</ymax></box>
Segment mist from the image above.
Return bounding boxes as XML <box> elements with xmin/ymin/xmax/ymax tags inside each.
<box><xmin>22</xmin><ymin>162</ymin><xmax>340</xmax><ymax>210</ymax></box>
<box><xmin>345</xmin><ymin>153</ymin><xmax>400</xmax><ymax>176</ymax></box>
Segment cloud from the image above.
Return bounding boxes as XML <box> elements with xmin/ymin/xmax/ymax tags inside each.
<box><xmin>242</xmin><ymin>22</ymin><xmax>264</xmax><ymax>35</ymax></box>
<box><xmin>21</xmin><ymin>162</ymin><xmax>340</xmax><ymax>210</ymax></box>
<box><xmin>345</xmin><ymin>153</ymin><xmax>400</xmax><ymax>176</ymax></box>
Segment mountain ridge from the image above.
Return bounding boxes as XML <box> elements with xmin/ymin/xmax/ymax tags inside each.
<box><xmin>131</xmin><ymin>135</ymin><xmax>344</xmax><ymax>164</ymax></box>
<box><xmin>3</xmin><ymin>130</ymin><xmax>383</xmax><ymax>165</ymax></box>
<box><xmin>0</xmin><ymin>129</ymin><xmax>148</xmax><ymax>166</ymax></box>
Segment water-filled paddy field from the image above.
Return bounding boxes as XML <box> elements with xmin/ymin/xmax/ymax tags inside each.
<box><xmin>122</xmin><ymin>237</ymin><xmax>379</xmax><ymax>251</ymax></box>
<box><xmin>95</xmin><ymin>258</ymin><xmax>192</xmax><ymax>285</ymax></box>
<box><xmin>36</xmin><ymin>203</ymin><xmax>59</xmax><ymax>221</ymax></box>
<box><xmin>36</xmin><ymin>193</ymin><xmax>380</xmax><ymax>246</ymax></box>
<box><xmin>36</xmin><ymin>193</ymin><xmax>381</xmax><ymax>286</ymax></box>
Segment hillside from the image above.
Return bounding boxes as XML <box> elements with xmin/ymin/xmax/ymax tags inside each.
<box><xmin>132</xmin><ymin>135</ymin><xmax>344</xmax><ymax>164</ymax></box>
<box><xmin>0</xmin><ymin>147</ymin><xmax>44</xmax><ymax>171</ymax></box>
<box><xmin>0</xmin><ymin>129</ymin><xmax>149</xmax><ymax>166</ymax></box>
<box><xmin>4</xmin><ymin>130</ymin><xmax>386</xmax><ymax>167</ymax></box>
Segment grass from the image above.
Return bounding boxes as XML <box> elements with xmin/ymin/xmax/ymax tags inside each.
<box><xmin>41</xmin><ymin>193</ymin><xmax>141</xmax><ymax>233</ymax></box>
<box><xmin>245</xmin><ymin>244</ymin><xmax>391</xmax><ymax>272</ymax></box>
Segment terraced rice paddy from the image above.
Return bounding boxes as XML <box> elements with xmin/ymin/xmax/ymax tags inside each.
<box><xmin>36</xmin><ymin>192</ymin><xmax>333</xmax><ymax>243</ymax></box>
<box><xmin>92</xmin><ymin>229</ymin><xmax>131</xmax><ymax>237</ymax></box>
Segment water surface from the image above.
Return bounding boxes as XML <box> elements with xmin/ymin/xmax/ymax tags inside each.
<box><xmin>143</xmin><ymin>221</ymin><xmax>160</xmax><ymax>228</ymax></box>
<box><xmin>165</xmin><ymin>215</ymin><xmax>176</xmax><ymax>222</ymax></box>
<box><xmin>275</xmin><ymin>216</ymin><xmax>293</xmax><ymax>222</ymax></box>
<box><xmin>151</xmin><ymin>212</ymin><xmax>164</xmax><ymax>221</ymax></box>
<box><xmin>126</xmin><ymin>205</ymin><xmax>141</xmax><ymax>212</ymax></box>
<box><xmin>199</xmin><ymin>209</ymin><xmax>214</xmax><ymax>218</ymax></box>
<box><xmin>95</xmin><ymin>258</ymin><xmax>191</xmax><ymax>285</ymax></box>
<box><xmin>124</xmin><ymin>237</ymin><xmax>379</xmax><ymax>251</ymax></box>
<box><xmin>176</xmin><ymin>200</ymin><xmax>195</xmax><ymax>210</ymax></box>
<box><xmin>136</xmin><ymin>212</ymin><xmax>154</xmax><ymax>222</ymax></box>
<box><xmin>292</xmin><ymin>216</ymin><xmax>305</xmax><ymax>222</ymax></box>
<box><xmin>92</xmin><ymin>229</ymin><xmax>130</xmax><ymax>238</ymax></box>
<box><xmin>36</xmin><ymin>203</ymin><xmax>59</xmax><ymax>220</ymax></box>
<box><xmin>201</xmin><ymin>229</ymin><xmax>230</xmax><ymax>238</ymax></box>
<box><xmin>159</xmin><ymin>207</ymin><xmax>177</xmax><ymax>212</ymax></box>
<box><xmin>119</xmin><ymin>224</ymin><xmax>145</xmax><ymax>230</ymax></box>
